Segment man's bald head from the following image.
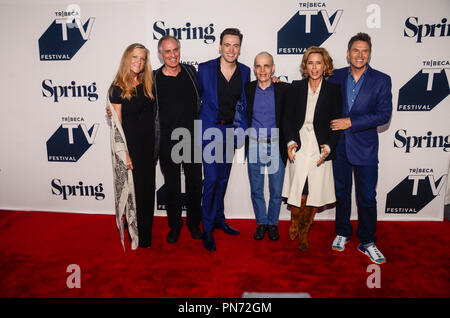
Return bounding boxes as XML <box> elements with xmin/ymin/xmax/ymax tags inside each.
<box><xmin>254</xmin><ymin>51</ymin><xmax>274</xmax><ymax>67</ymax></box>
<box><xmin>253</xmin><ymin>52</ymin><xmax>275</xmax><ymax>87</ymax></box>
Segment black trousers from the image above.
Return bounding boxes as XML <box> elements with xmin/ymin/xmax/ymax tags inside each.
<box><xmin>159</xmin><ymin>134</ymin><xmax>202</xmax><ymax>231</ymax></box>
<box><xmin>124</xmin><ymin>114</ymin><xmax>155</xmax><ymax>247</ymax></box>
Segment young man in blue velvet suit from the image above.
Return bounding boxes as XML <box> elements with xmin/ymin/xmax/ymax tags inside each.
<box><xmin>197</xmin><ymin>28</ymin><xmax>251</xmax><ymax>252</ymax></box>
<box><xmin>329</xmin><ymin>33</ymin><xmax>392</xmax><ymax>264</ymax></box>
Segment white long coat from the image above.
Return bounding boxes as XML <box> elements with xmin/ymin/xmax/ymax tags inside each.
<box><xmin>282</xmin><ymin>81</ymin><xmax>336</xmax><ymax>208</ymax></box>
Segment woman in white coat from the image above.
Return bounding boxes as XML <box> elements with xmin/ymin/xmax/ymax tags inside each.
<box><xmin>282</xmin><ymin>46</ymin><xmax>342</xmax><ymax>251</ymax></box>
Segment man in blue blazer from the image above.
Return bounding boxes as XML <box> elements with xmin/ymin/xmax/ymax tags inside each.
<box><xmin>198</xmin><ymin>28</ymin><xmax>251</xmax><ymax>252</ymax></box>
<box><xmin>328</xmin><ymin>33</ymin><xmax>392</xmax><ymax>264</ymax></box>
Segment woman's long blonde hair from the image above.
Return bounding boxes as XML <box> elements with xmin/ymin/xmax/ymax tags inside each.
<box><xmin>111</xmin><ymin>43</ymin><xmax>154</xmax><ymax>101</ymax></box>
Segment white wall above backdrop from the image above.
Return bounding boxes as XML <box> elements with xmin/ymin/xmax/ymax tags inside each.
<box><xmin>0</xmin><ymin>0</ymin><xmax>449</xmax><ymax>221</ymax></box>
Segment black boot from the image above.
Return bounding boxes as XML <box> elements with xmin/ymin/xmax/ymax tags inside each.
<box><xmin>253</xmin><ymin>224</ymin><xmax>267</xmax><ymax>240</ymax></box>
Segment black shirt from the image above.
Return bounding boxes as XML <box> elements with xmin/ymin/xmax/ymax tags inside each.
<box><xmin>156</xmin><ymin>67</ymin><xmax>197</xmax><ymax>135</ymax></box>
<box><xmin>109</xmin><ymin>84</ymin><xmax>154</xmax><ymax>119</ymax></box>
<box><xmin>217</xmin><ymin>62</ymin><xmax>242</xmax><ymax>122</ymax></box>
<box><xmin>108</xmin><ymin>83</ymin><xmax>155</xmax><ymax>150</ymax></box>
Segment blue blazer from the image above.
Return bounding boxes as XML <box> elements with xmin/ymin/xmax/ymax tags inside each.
<box><xmin>198</xmin><ymin>57</ymin><xmax>251</xmax><ymax>144</ymax></box>
<box><xmin>329</xmin><ymin>65</ymin><xmax>392</xmax><ymax>165</ymax></box>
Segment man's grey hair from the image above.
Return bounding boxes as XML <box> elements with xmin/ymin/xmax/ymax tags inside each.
<box><xmin>157</xmin><ymin>35</ymin><xmax>181</xmax><ymax>52</ymax></box>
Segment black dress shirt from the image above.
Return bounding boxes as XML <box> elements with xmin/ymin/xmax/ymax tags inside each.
<box><xmin>216</xmin><ymin>62</ymin><xmax>242</xmax><ymax>123</ymax></box>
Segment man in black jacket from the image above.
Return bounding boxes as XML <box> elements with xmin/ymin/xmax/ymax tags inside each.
<box><xmin>245</xmin><ymin>52</ymin><xmax>289</xmax><ymax>241</ymax></box>
<box><xmin>154</xmin><ymin>35</ymin><xmax>203</xmax><ymax>243</ymax></box>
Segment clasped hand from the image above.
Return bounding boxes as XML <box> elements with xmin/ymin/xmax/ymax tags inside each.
<box><xmin>287</xmin><ymin>143</ymin><xmax>329</xmax><ymax>166</ymax></box>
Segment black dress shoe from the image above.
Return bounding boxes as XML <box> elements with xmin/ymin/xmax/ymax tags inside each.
<box><xmin>216</xmin><ymin>223</ymin><xmax>240</xmax><ymax>235</ymax></box>
<box><xmin>139</xmin><ymin>241</ymin><xmax>151</xmax><ymax>248</ymax></box>
<box><xmin>166</xmin><ymin>227</ymin><xmax>181</xmax><ymax>244</ymax></box>
<box><xmin>253</xmin><ymin>224</ymin><xmax>267</xmax><ymax>240</ymax></box>
<box><xmin>267</xmin><ymin>225</ymin><xmax>280</xmax><ymax>241</ymax></box>
<box><xmin>189</xmin><ymin>226</ymin><xmax>203</xmax><ymax>240</ymax></box>
<box><xmin>203</xmin><ymin>232</ymin><xmax>216</xmax><ymax>252</ymax></box>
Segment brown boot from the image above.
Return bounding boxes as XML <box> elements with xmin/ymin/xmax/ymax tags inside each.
<box><xmin>298</xmin><ymin>206</ymin><xmax>317</xmax><ymax>251</ymax></box>
<box><xmin>288</xmin><ymin>206</ymin><xmax>301</xmax><ymax>240</ymax></box>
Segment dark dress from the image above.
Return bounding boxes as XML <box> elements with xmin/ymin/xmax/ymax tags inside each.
<box><xmin>109</xmin><ymin>84</ymin><xmax>156</xmax><ymax>247</ymax></box>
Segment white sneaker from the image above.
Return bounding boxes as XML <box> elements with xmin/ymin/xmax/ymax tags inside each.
<box><xmin>358</xmin><ymin>244</ymin><xmax>386</xmax><ymax>264</ymax></box>
<box><xmin>331</xmin><ymin>235</ymin><xmax>349</xmax><ymax>252</ymax></box>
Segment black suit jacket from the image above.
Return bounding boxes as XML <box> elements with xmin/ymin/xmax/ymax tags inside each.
<box><xmin>282</xmin><ymin>78</ymin><xmax>342</xmax><ymax>160</ymax></box>
<box><xmin>244</xmin><ymin>81</ymin><xmax>290</xmax><ymax>165</ymax></box>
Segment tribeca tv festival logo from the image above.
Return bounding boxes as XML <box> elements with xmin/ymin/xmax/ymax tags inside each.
<box><xmin>157</xmin><ymin>182</ymin><xmax>188</xmax><ymax>211</ymax></box>
<box><xmin>397</xmin><ymin>60</ymin><xmax>449</xmax><ymax>111</ymax></box>
<box><xmin>153</xmin><ymin>21</ymin><xmax>215</xmax><ymax>44</ymax></box>
<box><xmin>38</xmin><ymin>4</ymin><xmax>94</xmax><ymax>61</ymax></box>
<box><xmin>46</xmin><ymin>116</ymin><xmax>99</xmax><ymax>162</ymax></box>
<box><xmin>385</xmin><ymin>168</ymin><xmax>447</xmax><ymax>214</ymax></box>
<box><xmin>181</xmin><ymin>60</ymin><xmax>200</xmax><ymax>71</ymax></box>
<box><xmin>277</xmin><ymin>2</ymin><xmax>343</xmax><ymax>54</ymax></box>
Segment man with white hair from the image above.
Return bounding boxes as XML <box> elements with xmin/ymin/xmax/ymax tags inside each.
<box><xmin>244</xmin><ymin>52</ymin><xmax>289</xmax><ymax>241</ymax></box>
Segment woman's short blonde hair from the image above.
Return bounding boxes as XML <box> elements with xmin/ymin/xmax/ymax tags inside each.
<box><xmin>300</xmin><ymin>46</ymin><xmax>334</xmax><ymax>78</ymax></box>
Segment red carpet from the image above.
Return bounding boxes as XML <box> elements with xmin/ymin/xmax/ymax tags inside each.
<box><xmin>0</xmin><ymin>210</ymin><xmax>449</xmax><ymax>298</ymax></box>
